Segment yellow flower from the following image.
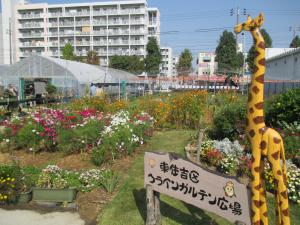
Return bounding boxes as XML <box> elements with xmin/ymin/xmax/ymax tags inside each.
<box><xmin>3</xmin><ymin>196</ymin><xmax>7</xmax><ymax>199</ymax></box>
<box><xmin>11</xmin><ymin>178</ymin><xmax>15</xmax><ymax>182</ymax></box>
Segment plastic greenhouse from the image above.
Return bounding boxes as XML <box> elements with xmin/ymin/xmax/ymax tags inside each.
<box><xmin>0</xmin><ymin>55</ymin><xmax>142</xmax><ymax>98</ymax></box>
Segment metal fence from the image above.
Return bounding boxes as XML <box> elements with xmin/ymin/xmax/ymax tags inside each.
<box><xmin>264</xmin><ymin>81</ymin><xmax>300</xmax><ymax>97</ymax></box>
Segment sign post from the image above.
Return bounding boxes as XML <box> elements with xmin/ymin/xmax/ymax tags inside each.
<box><xmin>144</xmin><ymin>152</ymin><xmax>251</xmax><ymax>225</ymax></box>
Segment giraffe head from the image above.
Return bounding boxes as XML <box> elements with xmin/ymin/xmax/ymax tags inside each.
<box><xmin>234</xmin><ymin>13</ymin><xmax>264</xmax><ymax>34</ymax></box>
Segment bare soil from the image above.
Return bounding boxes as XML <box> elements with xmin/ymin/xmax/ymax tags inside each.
<box><xmin>0</xmin><ymin>147</ymin><xmax>144</xmax><ymax>225</ymax></box>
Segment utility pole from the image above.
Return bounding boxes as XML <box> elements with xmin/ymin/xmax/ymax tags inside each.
<box><xmin>231</xmin><ymin>8</ymin><xmax>247</xmax><ymax>50</ymax></box>
<box><xmin>7</xmin><ymin>17</ymin><xmax>13</xmax><ymax>65</ymax></box>
<box><xmin>289</xmin><ymin>25</ymin><xmax>300</xmax><ymax>39</ymax></box>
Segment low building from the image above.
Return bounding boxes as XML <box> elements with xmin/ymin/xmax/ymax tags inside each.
<box><xmin>197</xmin><ymin>52</ymin><xmax>217</xmax><ymax>76</ymax></box>
<box><xmin>266</xmin><ymin>48</ymin><xmax>300</xmax><ymax>81</ymax></box>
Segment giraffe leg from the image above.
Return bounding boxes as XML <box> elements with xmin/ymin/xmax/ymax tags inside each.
<box><xmin>258</xmin><ymin>158</ymin><xmax>268</xmax><ymax>224</ymax></box>
<box><xmin>268</xmin><ymin>139</ymin><xmax>290</xmax><ymax>225</ymax></box>
<box><xmin>251</xmin><ymin>153</ymin><xmax>263</xmax><ymax>225</ymax></box>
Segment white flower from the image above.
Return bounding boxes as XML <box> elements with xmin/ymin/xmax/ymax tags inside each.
<box><xmin>32</xmin><ymin>129</ymin><xmax>36</xmax><ymax>133</ymax></box>
<box><xmin>5</xmin><ymin>139</ymin><xmax>9</xmax><ymax>143</ymax></box>
<box><xmin>81</xmin><ymin>140</ymin><xmax>85</xmax><ymax>143</ymax></box>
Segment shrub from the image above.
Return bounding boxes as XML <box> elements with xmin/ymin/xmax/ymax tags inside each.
<box><xmin>92</xmin><ymin>147</ymin><xmax>106</xmax><ymax>166</ymax></box>
<box><xmin>207</xmin><ymin>99</ymin><xmax>246</xmax><ymax>141</ymax></box>
<box><xmin>0</xmin><ymin>165</ymin><xmax>22</xmax><ymax>203</ymax></box>
<box><xmin>265</xmin><ymin>88</ymin><xmax>300</xmax><ymax>126</ymax></box>
<box><xmin>15</xmin><ymin>123</ymin><xmax>44</xmax><ymax>150</ymax></box>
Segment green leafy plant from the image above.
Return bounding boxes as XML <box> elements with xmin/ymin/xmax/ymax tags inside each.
<box><xmin>101</xmin><ymin>170</ymin><xmax>119</xmax><ymax>193</ymax></box>
<box><xmin>207</xmin><ymin>99</ymin><xmax>247</xmax><ymax>140</ymax></box>
<box><xmin>265</xmin><ymin>88</ymin><xmax>300</xmax><ymax>126</ymax></box>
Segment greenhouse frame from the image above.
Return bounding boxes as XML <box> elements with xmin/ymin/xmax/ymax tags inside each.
<box><xmin>0</xmin><ymin>55</ymin><xmax>144</xmax><ymax>98</ymax></box>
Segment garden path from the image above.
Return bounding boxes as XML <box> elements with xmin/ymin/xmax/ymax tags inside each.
<box><xmin>0</xmin><ymin>208</ymin><xmax>85</xmax><ymax>225</ymax></box>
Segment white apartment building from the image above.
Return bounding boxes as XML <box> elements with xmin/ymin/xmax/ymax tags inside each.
<box><xmin>197</xmin><ymin>52</ymin><xmax>217</xmax><ymax>76</ymax></box>
<box><xmin>0</xmin><ymin>0</ymin><xmax>26</xmax><ymax>64</ymax></box>
<box><xmin>160</xmin><ymin>47</ymin><xmax>173</xmax><ymax>77</ymax></box>
<box><xmin>3</xmin><ymin>0</ymin><xmax>160</xmax><ymax>66</ymax></box>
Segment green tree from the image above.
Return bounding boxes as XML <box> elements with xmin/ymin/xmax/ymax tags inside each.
<box><xmin>109</xmin><ymin>55</ymin><xmax>144</xmax><ymax>75</ymax></box>
<box><xmin>177</xmin><ymin>49</ymin><xmax>193</xmax><ymax>77</ymax></box>
<box><xmin>86</xmin><ymin>51</ymin><xmax>100</xmax><ymax>65</ymax></box>
<box><xmin>290</xmin><ymin>35</ymin><xmax>300</xmax><ymax>48</ymax></box>
<box><xmin>145</xmin><ymin>37</ymin><xmax>162</xmax><ymax>76</ymax></box>
<box><xmin>215</xmin><ymin>30</ymin><xmax>243</xmax><ymax>74</ymax></box>
<box><xmin>62</xmin><ymin>43</ymin><xmax>76</xmax><ymax>60</ymax></box>
<box><xmin>246</xmin><ymin>29</ymin><xmax>272</xmax><ymax>73</ymax></box>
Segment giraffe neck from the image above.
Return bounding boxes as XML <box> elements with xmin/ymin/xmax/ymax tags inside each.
<box><xmin>247</xmin><ymin>28</ymin><xmax>266</xmax><ymax>134</ymax></box>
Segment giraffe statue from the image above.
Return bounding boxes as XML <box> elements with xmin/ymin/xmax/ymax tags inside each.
<box><xmin>234</xmin><ymin>14</ymin><xmax>290</xmax><ymax>225</ymax></box>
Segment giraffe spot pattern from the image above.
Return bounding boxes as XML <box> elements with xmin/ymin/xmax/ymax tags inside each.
<box><xmin>255</xmin><ymin>183</ymin><xmax>262</xmax><ymax>190</ymax></box>
<box><xmin>260</xmin><ymin>141</ymin><xmax>267</xmax><ymax>150</ymax></box>
<box><xmin>254</xmin><ymin>200</ymin><xmax>264</xmax><ymax>208</ymax></box>
<box><xmin>258</xmin><ymin>41</ymin><xmax>265</xmax><ymax>49</ymax></box>
<box><xmin>263</xmin><ymin>211</ymin><xmax>268</xmax><ymax>217</ymax></box>
<box><xmin>277</xmin><ymin>170</ymin><xmax>282</xmax><ymax>175</ymax></box>
<box><xmin>282</xmin><ymin>209</ymin><xmax>289</xmax><ymax>217</ymax></box>
<box><xmin>249</xmin><ymin>108</ymin><xmax>254</xmax><ymax>114</ymax></box>
<box><xmin>253</xmin><ymin>65</ymin><xmax>259</xmax><ymax>74</ymax></box>
<box><xmin>249</xmin><ymin>129</ymin><xmax>255</xmax><ymax>137</ymax></box>
<box><xmin>259</xmin><ymin>58</ymin><xmax>266</xmax><ymax>66</ymax></box>
<box><xmin>283</xmin><ymin>175</ymin><xmax>288</xmax><ymax>186</ymax></box>
<box><xmin>255</xmin><ymin>102</ymin><xmax>264</xmax><ymax>109</ymax></box>
<box><xmin>253</xmin><ymin>116</ymin><xmax>264</xmax><ymax>124</ymax></box>
<box><xmin>255</xmin><ymin>75</ymin><xmax>264</xmax><ymax>84</ymax></box>
<box><xmin>259</xmin><ymin>127</ymin><xmax>268</xmax><ymax>134</ymax></box>
<box><xmin>273</xmin><ymin>137</ymin><xmax>281</xmax><ymax>144</ymax></box>
<box><xmin>272</xmin><ymin>151</ymin><xmax>279</xmax><ymax>160</ymax></box>
<box><xmin>252</xmin><ymin>85</ymin><xmax>260</xmax><ymax>94</ymax></box>
<box><xmin>254</xmin><ymin>167</ymin><xmax>260</xmax><ymax>172</ymax></box>
<box><xmin>280</xmin><ymin>190</ymin><xmax>288</xmax><ymax>199</ymax></box>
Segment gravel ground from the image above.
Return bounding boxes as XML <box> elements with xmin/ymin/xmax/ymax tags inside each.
<box><xmin>0</xmin><ymin>209</ymin><xmax>85</xmax><ymax>225</ymax></box>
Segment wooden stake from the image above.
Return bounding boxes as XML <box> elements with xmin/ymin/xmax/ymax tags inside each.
<box><xmin>146</xmin><ymin>185</ymin><xmax>161</xmax><ymax>225</ymax></box>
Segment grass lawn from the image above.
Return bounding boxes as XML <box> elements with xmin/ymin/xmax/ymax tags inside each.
<box><xmin>98</xmin><ymin>130</ymin><xmax>300</xmax><ymax>225</ymax></box>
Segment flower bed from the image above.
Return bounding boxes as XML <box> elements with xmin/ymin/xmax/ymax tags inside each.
<box><xmin>0</xmin><ymin>109</ymin><xmax>154</xmax><ymax>165</ymax></box>
<box><xmin>0</xmin><ymin>164</ymin><xmax>119</xmax><ymax>205</ymax></box>
<box><xmin>195</xmin><ymin>137</ymin><xmax>300</xmax><ymax>204</ymax></box>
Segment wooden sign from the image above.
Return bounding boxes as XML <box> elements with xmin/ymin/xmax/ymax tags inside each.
<box><xmin>144</xmin><ymin>152</ymin><xmax>251</xmax><ymax>225</ymax></box>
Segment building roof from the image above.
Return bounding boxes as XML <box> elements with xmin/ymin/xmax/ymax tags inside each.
<box><xmin>266</xmin><ymin>47</ymin><xmax>300</xmax><ymax>62</ymax></box>
<box><xmin>2</xmin><ymin>55</ymin><xmax>138</xmax><ymax>84</ymax></box>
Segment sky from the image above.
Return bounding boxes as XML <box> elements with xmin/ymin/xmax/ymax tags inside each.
<box><xmin>4</xmin><ymin>0</ymin><xmax>300</xmax><ymax>63</ymax></box>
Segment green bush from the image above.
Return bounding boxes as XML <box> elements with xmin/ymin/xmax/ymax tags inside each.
<box><xmin>265</xmin><ymin>88</ymin><xmax>300</xmax><ymax>126</ymax></box>
<box><xmin>15</xmin><ymin>123</ymin><xmax>43</xmax><ymax>150</ymax></box>
<box><xmin>92</xmin><ymin>147</ymin><xmax>106</xmax><ymax>166</ymax></box>
<box><xmin>101</xmin><ymin>170</ymin><xmax>119</xmax><ymax>193</ymax></box>
<box><xmin>207</xmin><ymin>100</ymin><xmax>247</xmax><ymax>140</ymax></box>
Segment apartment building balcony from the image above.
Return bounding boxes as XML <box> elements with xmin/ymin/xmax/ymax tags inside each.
<box><xmin>130</xmin><ymin>40</ymin><xmax>144</xmax><ymax>45</ymax></box>
<box><xmin>75</xmin><ymin>21</ymin><xmax>90</xmax><ymax>26</ymax></box>
<box><xmin>49</xmin><ymin>12</ymin><xmax>63</xmax><ymax>17</ymax></box>
<box><xmin>93</xmin><ymin>30</ymin><xmax>107</xmax><ymax>36</ymax></box>
<box><xmin>65</xmin><ymin>11</ymin><xmax>90</xmax><ymax>17</ymax></box>
<box><xmin>76</xmin><ymin>41</ymin><xmax>91</xmax><ymax>46</ymax></box>
<box><xmin>108</xmin><ymin>19</ymin><xmax>129</xmax><ymax>26</ymax></box>
<box><xmin>49</xmin><ymin>42</ymin><xmax>59</xmax><ymax>47</ymax></box>
<box><xmin>130</xmin><ymin>19</ymin><xmax>145</xmax><ymax>25</ymax></box>
<box><xmin>108</xmin><ymin>30</ymin><xmax>129</xmax><ymax>35</ymax></box>
<box><xmin>20</xmin><ymin>22</ymin><xmax>43</xmax><ymax>28</ymax></box>
<box><xmin>49</xmin><ymin>32</ymin><xmax>59</xmax><ymax>37</ymax></box>
<box><xmin>20</xmin><ymin>42</ymin><xmax>45</xmax><ymax>47</ymax></box>
<box><xmin>59</xmin><ymin>22</ymin><xmax>75</xmax><ymax>27</ymax></box>
<box><xmin>93</xmin><ymin>9</ymin><xmax>118</xmax><ymax>16</ymax></box>
<box><xmin>20</xmin><ymin>51</ymin><xmax>43</xmax><ymax>57</ymax></box>
<box><xmin>93</xmin><ymin>20</ymin><xmax>107</xmax><ymax>26</ymax></box>
<box><xmin>20</xmin><ymin>32</ymin><xmax>43</xmax><ymax>38</ymax></box>
<box><xmin>19</xmin><ymin>13</ymin><xmax>42</xmax><ymax>19</ymax></box>
<box><xmin>93</xmin><ymin>41</ymin><xmax>108</xmax><ymax>46</ymax></box>
<box><xmin>76</xmin><ymin>51</ymin><xmax>88</xmax><ymax>56</ymax></box>
<box><xmin>120</xmin><ymin>8</ymin><xmax>145</xmax><ymax>14</ymax></box>
<box><xmin>60</xmin><ymin>41</ymin><xmax>75</xmax><ymax>46</ymax></box>
<box><xmin>130</xmin><ymin>29</ymin><xmax>145</xmax><ymax>35</ymax></box>
<box><xmin>75</xmin><ymin>31</ymin><xmax>91</xmax><ymax>36</ymax></box>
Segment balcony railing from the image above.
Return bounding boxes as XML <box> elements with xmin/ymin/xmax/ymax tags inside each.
<box><xmin>130</xmin><ymin>19</ymin><xmax>144</xmax><ymax>25</ymax></box>
<box><xmin>120</xmin><ymin>8</ymin><xmax>145</xmax><ymax>14</ymax></box>
<box><xmin>93</xmin><ymin>30</ymin><xmax>107</xmax><ymax>36</ymax></box>
<box><xmin>130</xmin><ymin>29</ymin><xmax>145</xmax><ymax>35</ymax></box>
<box><xmin>59</xmin><ymin>22</ymin><xmax>75</xmax><ymax>27</ymax></box>
<box><xmin>20</xmin><ymin>13</ymin><xmax>42</xmax><ymax>19</ymax></box>
<box><xmin>20</xmin><ymin>42</ymin><xmax>45</xmax><ymax>47</ymax></box>
<box><xmin>49</xmin><ymin>12</ymin><xmax>63</xmax><ymax>17</ymax></box>
<box><xmin>76</xmin><ymin>41</ymin><xmax>90</xmax><ymax>46</ymax></box>
<box><xmin>75</xmin><ymin>21</ymin><xmax>90</xmax><ymax>26</ymax></box>
<box><xmin>21</xmin><ymin>33</ymin><xmax>43</xmax><ymax>37</ymax></box>
<box><xmin>93</xmin><ymin>20</ymin><xmax>107</xmax><ymax>25</ymax></box>
<box><xmin>131</xmin><ymin>40</ymin><xmax>144</xmax><ymax>45</ymax></box>
<box><xmin>21</xmin><ymin>23</ymin><xmax>42</xmax><ymax>28</ymax></box>
<box><xmin>93</xmin><ymin>41</ymin><xmax>107</xmax><ymax>46</ymax></box>
<box><xmin>65</xmin><ymin>11</ymin><xmax>90</xmax><ymax>16</ymax></box>
<box><xmin>93</xmin><ymin>9</ymin><xmax>118</xmax><ymax>16</ymax></box>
